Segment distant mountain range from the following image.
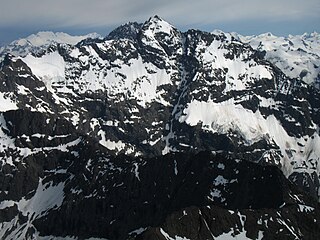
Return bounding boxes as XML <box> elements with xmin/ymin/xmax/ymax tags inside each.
<box><xmin>0</xmin><ymin>31</ymin><xmax>101</xmax><ymax>60</ymax></box>
<box><xmin>0</xmin><ymin>16</ymin><xmax>319</xmax><ymax>239</ymax></box>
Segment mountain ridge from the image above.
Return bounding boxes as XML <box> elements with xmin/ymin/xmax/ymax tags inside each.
<box><xmin>0</xmin><ymin>31</ymin><xmax>101</xmax><ymax>61</ymax></box>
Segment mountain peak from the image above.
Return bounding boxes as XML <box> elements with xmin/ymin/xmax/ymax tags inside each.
<box><xmin>148</xmin><ymin>15</ymin><xmax>163</xmax><ymax>22</ymax></box>
<box><xmin>105</xmin><ymin>22</ymin><xmax>142</xmax><ymax>41</ymax></box>
<box><xmin>142</xmin><ymin>15</ymin><xmax>177</xmax><ymax>35</ymax></box>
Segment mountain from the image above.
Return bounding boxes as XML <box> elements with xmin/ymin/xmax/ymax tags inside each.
<box><xmin>235</xmin><ymin>31</ymin><xmax>320</xmax><ymax>88</ymax></box>
<box><xmin>0</xmin><ymin>16</ymin><xmax>319</xmax><ymax>239</ymax></box>
<box><xmin>0</xmin><ymin>31</ymin><xmax>101</xmax><ymax>61</ymax></box>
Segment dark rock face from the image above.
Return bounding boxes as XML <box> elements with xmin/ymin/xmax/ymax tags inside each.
<box><xmin>138</xmin><ymin>204</ymin><xmax>320</xmax><ymax>240</ymax></box>
<box><xmin>0</xmin><ymin>16</ymin><xmax>319</xmax><ymax>239</ymax></box>
<box><xmin>106</xmin><ymin>22</ymin><xmax>143</xmax><ymax>41</ymax></box>
<box><xmin>2</xmin><ymin>150</ymin><xmax>319</xmax><ymax>240</ymax></box>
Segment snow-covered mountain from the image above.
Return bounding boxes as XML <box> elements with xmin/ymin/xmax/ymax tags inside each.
<box><xmin>237</xmin><ymin>31</ymin><xmax>320</xmax><ymax>88</ymax></box>
<box><xmin>212</xmin><ymin>30</ymin><xmax>320</xmax><ymax>89</ymax></box>
<box><xmin>0</xmin><ymin>31</ymin><xmax>101</xmax><ymax>61</ymax></box>
<box><xmin>0</xmin><ymin>16</ymin><xmax>319</xmax><ymax>239</ymax></box>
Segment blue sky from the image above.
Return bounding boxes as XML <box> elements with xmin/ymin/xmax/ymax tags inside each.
<box><xmin>0</xmin><ymin>0</ymin><xmax>319</xmax><ymax>45</ymax></box>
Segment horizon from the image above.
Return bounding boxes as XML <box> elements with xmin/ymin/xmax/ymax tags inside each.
<box><xmin>1</xmin><ymin>0</ymin><xmax>319</xmax><ymax>46</ymax></box>
<box><xmin>1</xmin><ymin>17</ymin><xmax>319</xmax><ymax>47</ymax></box>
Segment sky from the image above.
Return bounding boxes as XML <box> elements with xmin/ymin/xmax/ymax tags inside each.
<box><xmin>0</xmin><ymin>0</ymin><xmax>319</xmax><ymax>46</ymax></box>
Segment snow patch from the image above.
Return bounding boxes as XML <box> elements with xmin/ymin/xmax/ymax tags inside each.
<box><xmin>217</xmin><ymin>163</ymin><xmax>225</xmax><ymax>170</ymax></box>
<box><xmin>213</xmin><ymin>175</ymin><xmax>229</xmax><ymax>186</ymax></box>
<box><xmin>21</xmin><ymin>51</ymin><xmax>66</xmax><ymax>92</ymax></box>
<box><xmin>129</xmin><ymin>227</ymin><xmax>146</xmax><ymax>235</ymax></box>
<box><xmin>18</xmin><ymin>179</ymin><xmax>65</xmax><ymax>217</ymax></box>
<box><xmin>298</xmin><ymin>204</ymin><xmax>315</xmax><ymax>213</ymax></box>
<box><xmin>133</xmin><ymin>162</ymin><xmax>141</xmax><ymax>181</ymax></box>
<box><xmin>160</xmin><ymin>228</ymin><xmax>191</xmax><ymax>240</ymax></box>
<box><xmin>0</xmin><ymin>92</ymin><xmax>18</xmax><ymax>111</ymax></box>
<box><xmin>98</xmin><ymin>130</ymin><xmax>125</xmax><ymax>151</ymax></box>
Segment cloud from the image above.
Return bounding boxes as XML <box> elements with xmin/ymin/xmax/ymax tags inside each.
<box><xmin>161</xmin><ymin>0</ymin><xmax>320</xmax><ymax>26</ymax></box>
<box><xmin>0</xmin><ymin>0</ymin><xmax>319</xmax><ymax>41</ymax></box>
